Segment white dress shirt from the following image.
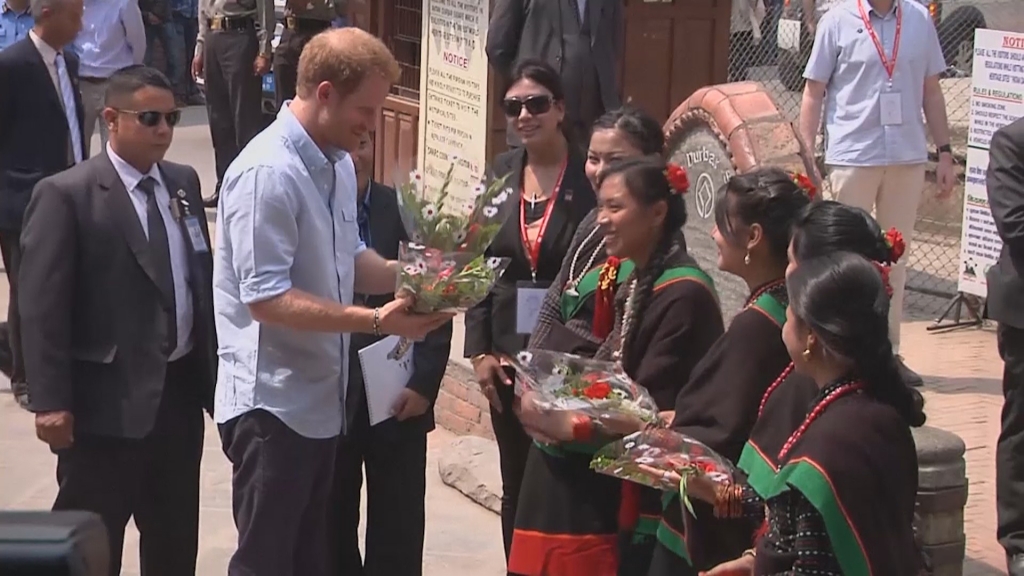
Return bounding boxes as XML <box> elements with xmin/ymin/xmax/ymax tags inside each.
<box><xmin>72</xmin><ymin>0</ymin><xmax>146</xmax><ymax>79</ymax></box>
<box><xmin>107</xmin><ymin>144</ymin><xmax>194</xmax><ymax>361</ymax></box>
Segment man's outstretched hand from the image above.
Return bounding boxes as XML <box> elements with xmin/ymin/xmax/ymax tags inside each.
<box><xmin>378</xmin><ymin>295</ymin><xmax>454</xmax><ymax>340</ymax></box>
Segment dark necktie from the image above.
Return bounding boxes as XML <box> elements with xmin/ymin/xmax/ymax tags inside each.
<box><xmin>137</xmin><ymin>176</ymin><xmax>177</xmax><ymax>355</ymax></box>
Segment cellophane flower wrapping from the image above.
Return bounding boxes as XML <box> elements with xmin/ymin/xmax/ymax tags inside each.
<box><xmin>589</xmin><ymin>429</ymin><xmax>735</xmax><ymax>492</ymax></box>
<box><xmin>397</xmin><ymin>243</ymin><xmax>510</xmax><ymax>314</ymax></box>
<box><xmin>395</xmin><ymin>161</ymin><xmax>513</xmax><ymax>254</ymax></box>
<box><xmin>509</xmin><ymin>350</ymin><xmax>660</xmax><ymax>426</ymax></box>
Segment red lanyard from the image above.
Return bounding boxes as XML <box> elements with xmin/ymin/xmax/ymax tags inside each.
<box><xmin>857</xmin><ymin>0</ymin><xmax>902</xmax><ymax>82</ymax></box>
<box><xmin>520</xmin><ymin>160</ymin><xmax>567</xmax><ymax>281</ymax></box>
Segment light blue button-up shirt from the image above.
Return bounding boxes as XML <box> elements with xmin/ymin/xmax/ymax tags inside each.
<box><xmin>71</xmin><ymin>0</ymin><xmax>146</xmax><ymax>79</ymax></box>
<box><xmin>805</xmin><ymin>0</ymin><xmax>947</xmax><ymax>167</ymax></box>
<box><xmin>213</xmin><ymin>104</ymin><xmax>365</xmax><ymax>439</ymax></box>
<box><xmin>0</xmin><ymin>1</ymin><xmax>32</xmax><ymax>52</ymax></box>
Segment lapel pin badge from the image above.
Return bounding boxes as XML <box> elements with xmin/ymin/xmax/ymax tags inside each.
<box><xmin>564</xmin><ymin>189</ymin><xmax>573</xmax><ymax>202</ymax></box>
<box><xmin>176</xmin><ymin>189</ymin><xmax>187</xmax><ymax>199</ymax></box>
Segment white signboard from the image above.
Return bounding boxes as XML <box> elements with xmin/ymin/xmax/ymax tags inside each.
<box><xmin>956</xmin><ymin>29</ymin><xmax>1024</xmax><ymax>297</ymax></box>
<box><xmin>417</xmin><ymin>0</ymin><xmax>491</xmax><ymax>207</ymax></box>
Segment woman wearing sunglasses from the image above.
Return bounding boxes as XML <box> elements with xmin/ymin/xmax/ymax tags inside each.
<box><xmin>464</xmin><ymin>58</ymin><xmax>597</xmax><ymax>567</ymax></box>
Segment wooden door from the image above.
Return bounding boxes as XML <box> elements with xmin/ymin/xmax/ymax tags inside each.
<box><xmin>621</xmin><ymin>0</ymin><xmax>731</xmax><ymax>123</ymax></box>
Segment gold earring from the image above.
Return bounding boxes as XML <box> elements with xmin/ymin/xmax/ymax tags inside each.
<box><xmin>744</xmin><ymin>252</ymin><xmax>751</xmax><ymax>265</ymax></box>
<box><xmin>802</xmin><ymin>348</ymin><xmax>811</xmax><ymax>361</ymax></box>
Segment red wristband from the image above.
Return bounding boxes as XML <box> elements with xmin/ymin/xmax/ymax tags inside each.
<box><xmin>571</xmin><ymin>415</ymin><xmax>593</xmax><ymax>442</ymax></box>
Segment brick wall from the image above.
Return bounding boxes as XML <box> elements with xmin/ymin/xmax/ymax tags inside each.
<box><xmin>433</xmin><ymin>359</ymin><xmax>495</xmax><ymax>440</ymax></box>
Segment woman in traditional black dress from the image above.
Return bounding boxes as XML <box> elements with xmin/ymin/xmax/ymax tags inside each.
<box><xmin>646</xmin><ymin>169</ymin><xmax>813</xmax><ymax>576</ymax></box>
<box><xmin>664</xmin><ymin>251</ymin><xmax>925</xmax><ymax>575</ymax></box>
<box><xmin>509</xmin><ymin>157</ymin><xmax>724</xmax><ymax>576</ymax></box>
<box><xmin>463</xmin><ymin>59</ymin><xmax>596</xmax><ymax>566</ymax></box>
<box><xmin>528</xmin><ymin>106</ymin><xmax>666</xmax><ymax>357</ymax></box>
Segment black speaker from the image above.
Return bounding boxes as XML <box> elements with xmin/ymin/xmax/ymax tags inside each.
<box><xmin>0</xmin><ymin>511</ymin><xmax>109</xmax><ymax>576</ymax></box>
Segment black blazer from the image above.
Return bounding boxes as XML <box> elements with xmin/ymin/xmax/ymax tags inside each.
<box><xmin>345</xmin><ymin>181</ymin><xmax>454</xmax><ymax>438</ymax></box>
<box><xmin>486</xmin><ymin>0</ymin><xmax>622</xmax><ymax>117</ymax></box>
<box><xmin>987</xmin><ymin>116</ymin><xmax>1024</xmax><ymax>329</ymax></box>
<box><xmin>464</xmin><ymin>147</ymin><xmax>596</xmax><ymax>359</ymax></box>
<box><xmin>19</xmin><ymin>153</ymin><xmax>217</xmax><ymax>439</ymax></box>
<box><xmin>0</xmin><ymin>37</ymin><xmax>86</xmax><ymax>231</ymax></box>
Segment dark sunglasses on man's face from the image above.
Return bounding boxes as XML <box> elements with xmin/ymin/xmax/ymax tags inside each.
<box><xmin>117</xmin><ymin>109</ymin><xmax>182</xmax><ymax>128</ymax></box>
<box><xmin>502</xmin><ymin>95</ymin><xmax>553</xmax><ymax>118</ymax></box>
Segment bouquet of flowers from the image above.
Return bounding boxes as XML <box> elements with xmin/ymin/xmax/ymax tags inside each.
<box><xmin>398</xmin><ymin>243</ymin><xmax>510</xmax><ymax>313</ymax></box>
<box><xmin>396</xmin><ymin>161</ymin><xmax>513</xmax><ymax>253</ymax></box>
<box><xmin>590</xmin><ymin>430</ymin><xmax>734</xmax><ymax>515</ymax></box>
<box><xmin>509</xmin><ymin>350</ymin><xmax>660</xmax><ymax>427</ymax></box>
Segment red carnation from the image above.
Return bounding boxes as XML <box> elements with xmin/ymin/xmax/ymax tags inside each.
<box><xmin>583</xmin><ymin>381</ymin><xmax>613</xmax><ymax>400</ymax></box>
<box><xmin>665</xmin><ymin>163</ymin><xmax>690</xmax><ymax>194</ymax></box>
<box><xmin>884</xmin><ymin>228</ymin><xmax>906</xmax><ymax>263</ymax></box>
<box><xmin>872</xmin><ymin>261</ymin><xmax>894</xmax><ymax>297</ymax></box>
<box><xmin>790</xmin><ymin>171</ymin><xmax>817</xmax><ymax>200</ymax></box>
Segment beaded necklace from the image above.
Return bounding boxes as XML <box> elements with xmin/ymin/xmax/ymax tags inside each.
<box><xmin>564</xmin><ymin>226</ymin><xmax>607</xmax><ymax>297</ymax></box>
<box><xmin>777</xmin><ymin>378</ymin><xmax>865</xmax><ymax>461</ymax></box>
<box><xmin>757</xmin><ymin>362</ymin><xmax>794</xmax><ymax>417</ymax></box>
<box><xmin>743</xmin><ymin>278</ymin><xmax>786</xmax><ymax>309</ymax></box>
<box><xmin>611</xmin><ymin>277</ymin><xmax>638</xmax><ymax>362</ymax></box>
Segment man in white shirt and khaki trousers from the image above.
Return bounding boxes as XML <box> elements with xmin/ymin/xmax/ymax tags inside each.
<box><xmin>799</xmin><ymin>0</ymin><xmax>957</xmax><ymax>386</ymax></box>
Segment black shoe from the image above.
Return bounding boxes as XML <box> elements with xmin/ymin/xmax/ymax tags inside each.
<box><xmin>203</xmin><ymin>189</ymin><xmax>220</xmax><ymax>209</ymax></box>
<box><xmin>896</xmin><ymin>356</ymin><xmax>924</xmax><ymax>387</ymax></box>
<box><xmin>1008</xmin><ymin>553</ymin><xmax>1024</xmax><ymax>576</ymax></box>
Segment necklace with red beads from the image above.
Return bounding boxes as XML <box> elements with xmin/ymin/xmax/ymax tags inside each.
<box><xmin>777</xmin><ymin>377</ymin><xmax>865</xmax><ymax>461</ymax></box>
<box><xmin>744</xmin><ymin>278</ymin><xmax>786</xmax><ymax>309</ymax></box>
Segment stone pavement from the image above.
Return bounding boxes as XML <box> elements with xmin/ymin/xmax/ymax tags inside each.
<box><xmin>901</xmin><ymin>320</ymin><xmax>1006</xmax><ymax>576</ymax></box>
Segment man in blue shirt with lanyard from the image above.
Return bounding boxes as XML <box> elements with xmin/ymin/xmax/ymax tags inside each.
<box><xmin>0</xmin><ymin>0</ymin><xmax>32</xmax><ymax>51</ymax></box>
<box><xmin>799</xmin><ymin>0</ymin><xmax>956</xmax><ymax>387</ymax></box>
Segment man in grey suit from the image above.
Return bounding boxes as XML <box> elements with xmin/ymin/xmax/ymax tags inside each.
<box><xmin>19</xmin><ymin>66</ymin><xmax>216</xmax><ymax>576</ymax></box>
<box><xmin>486</xmin><ymin>0</ymin><xmax>622</xmax><ymax>148</ymax></box>
<box><xmin>988</xmin><ymin>116</ymin><xmax>1024</xmax><ymax>576</ymax></box>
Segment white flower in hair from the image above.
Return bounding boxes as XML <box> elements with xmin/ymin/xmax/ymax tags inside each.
<box><xmin>483</xmin><ymin>206</ymin><xmax>498</xmax><ymax>218</ymax></box>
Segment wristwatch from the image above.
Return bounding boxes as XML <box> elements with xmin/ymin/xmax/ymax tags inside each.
<box><xmin>937</xmin><ymin>144</ymin><xmax>952</xmax><ymax>155</ymax></box>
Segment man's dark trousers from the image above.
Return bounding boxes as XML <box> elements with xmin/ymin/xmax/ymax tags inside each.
<box><xmin>0</xmin><ymin>228</ymin><xmax>25</xmax><ymax>392</ymax></box>
<box><xmin>330</xmin><ymin>399</ymin><xmax>428</xmax><ymax>575</ymax></box>
<box><xmin>203</xmin><ymin>25</ymin><xmax>263</xmax><ymax>189</ymax></box>
<box><xmin>999</xmin><ymin>323</ymin><xmax>1024</xmax><ymax>560</ymax></box>
<box><xmin>51</xmin><ymin>356</ymin><xmax>205</xmax><ymax>576</ymax></box>
<box><xmin>220</xmin><ymin>409</ymin><xmax>338</xmax><ymax>576</ymax></box>
<box><xmin>273</xmin><ymin>19</ymin><xmax>331</xmax><ymax>108</ymax></box>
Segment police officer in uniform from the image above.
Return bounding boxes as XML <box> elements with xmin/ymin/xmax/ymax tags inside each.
<box><xmin>273</xmin><ymin>0</ymin><xmax>345</xmax><ymax>108</ymax></box>
<box><xmin>192</xmin><ymin>0</ymin><xmax>273</xmax><ymax>207</ymax></box>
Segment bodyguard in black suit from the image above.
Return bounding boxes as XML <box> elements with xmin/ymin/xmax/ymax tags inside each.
<box><xmin>486</xmin><ymin>0</ymin><xmax>622</xmax><ymax>148</ymax></box>
<box><xmin>0</xmin><ymin>2</ymin><xmax>86</xmax><ymax>400</ymax></box>
<box><xmin>19</xmin><ymin>67</ymin><xmax>216</xmax><ymax>576</ymax></box>
<box><xmin>988</xmin><ymin>116</ymin><xmax>1024</xmax><ymax>576</ymax></box>
<box><xmin>329</xmin><ymin>133</ymin><xmax>454</xmax><ymax>576</ymax></box>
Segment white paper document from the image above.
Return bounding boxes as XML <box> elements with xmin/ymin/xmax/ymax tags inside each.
<box><xmin>358</xmin><ymin>335</ymin><xmax>415</xmax><ymax>426</ymax></box>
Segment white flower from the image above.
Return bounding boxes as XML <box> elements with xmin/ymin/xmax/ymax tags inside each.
<box><xmin>414</xmin><ymin>260</ymin><xmax>428</xmax><ymax>274</ymax></box>
<box><xmin>421</xmin><ymin>203</ymin><xmax>438</xmax><ymax>219</ymax></box>
<box><xmin>635</xmin><ymin>456</ymin><xmax>655</xmax><ymax>465</ymax></box>
<box><xmin>516</xmin><ymin>351</ymin><xmax>533</xmax><ymax>364</ymax></box>
<box><xmin>411</xmin><ymin>232</ymin><xmax>424</xmax><ymax>243</ymax></box>
<box><xmin>471</xmin><ymin>183</ymin><xmax>486</xmax><ymax>198</ymax></box>
<box><xmin>486</xmin><ymin>257</ymin><xmax>503</xmax><ymax>270</ymax></box>
<box><xmin>407</xmin><ymin>242</ymin><xmax>425</xmax><ymax>251</ymax></box>
<box><xmin>611</xmin><ymin>389</ymin><xmax>627</xmax><ymax>400</ymax></box>
<box><xmin>553</xmin><ymin>364</ymin><xmax>571</xmax><ymax>376</ymax></box>
<box><xmin>403</xmin><ymin>264</ymin><xmax>420</xmax><ymax>276</ymax></box>
<box><xmin>453</xmin><ymin>230</ymin><xmax>467</xmax><ymax>243</ymax></box>
<box><xmin>492</xmin><ymin>188</ymin><xmax>512</xmax><ymax>206</ymax></box>
<box><xmin>409</xmin><ymin>169</ymin><xmax>422</xmax><ymax>182</ymax></box>
<box><xmin>483</xmin><ymin>206</ymin><xmax>498</xmax><ymax>218</ymax></box>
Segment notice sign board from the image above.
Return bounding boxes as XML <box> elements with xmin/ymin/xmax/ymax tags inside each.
<box><xmin>957</xmin><ymin>28</ymin><xmax>1024</xmax><ymax>298</ymax></box>
<box><xmin>417</xmin><ymin>0</ymin><xmax>491</xmax><ymax>208</ymax></box>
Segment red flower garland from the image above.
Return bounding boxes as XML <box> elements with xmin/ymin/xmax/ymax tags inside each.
<box><xmin>883</xmin><ymin>228</ymin><xmax>906</xmax><ymax>263</ymax></box>
<box><xmin>789</xmin><ymin>171</ymin><xmax>817</xmax><ymax>200</ymax></box>
<box><xmin>665</xmin><ymin>163</ymin><xmax>690</xmax><ymax>194</ymax></box>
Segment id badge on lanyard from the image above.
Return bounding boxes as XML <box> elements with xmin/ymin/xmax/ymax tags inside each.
<box><xmin>517</xmin><ymin>161</ymin><xmax>567</xmax><ymax>334</ymax></box>
<box><xmin>170</xmin><ymin>189</ymin><xmax>209</xmax><ymax>254</ymax></box>
<box><xmin>858</xmin><ymin>0</ymin><xmax>903</xmax><ymax>125</ymax></box>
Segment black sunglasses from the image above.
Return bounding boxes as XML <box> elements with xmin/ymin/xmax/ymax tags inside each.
<box><xmin>502</xmin><ymin>95</ymin><xmax>553</xmax><ymax>118</ymax></box>
<box><xmin>117</xmin><ymin>109</ymin><xmax>182</xmax><ymax>128</ymax></box>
